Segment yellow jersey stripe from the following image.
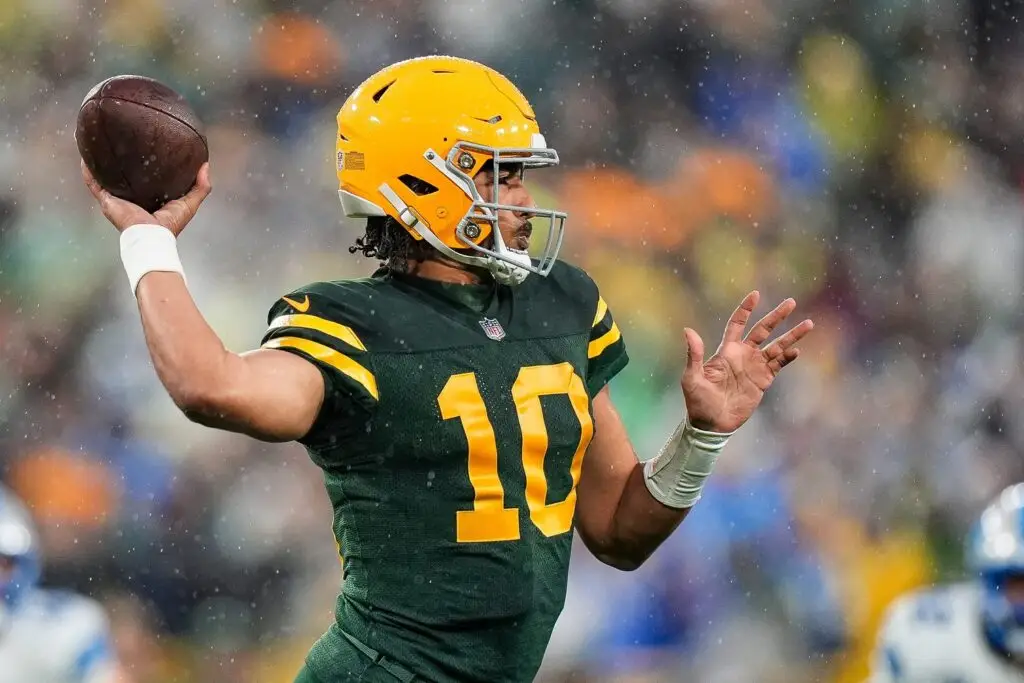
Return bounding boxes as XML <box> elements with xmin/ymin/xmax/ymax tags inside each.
<box><xmin>588</xmin><ymin>323</ymin><xmax>621</xmax><ymax>359</ymax></box>
<box><xmin>263</xmin><ymin>337</ymin><xmax>379</xmax><ymax>399</ymax></box>
<box><xmin>267</xmin><ymin>314</ymin><xmax>367</xmax><ymax>352</ymax></box>
<box><xmin>592</xmin><ymin>297</ymin><xmax>608</xmax><ymax>327</ymax></box>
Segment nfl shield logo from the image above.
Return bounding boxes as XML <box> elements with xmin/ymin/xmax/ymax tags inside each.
<box><xmin>478</xmin><ymin>317</ymin><xmax>506</xmax><ymax>341</ymax></box>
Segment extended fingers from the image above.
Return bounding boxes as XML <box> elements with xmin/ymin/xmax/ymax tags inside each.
<box><xmin>767</xmin><ymin>318</ymin><xmax>814</xmax><ymax>351</ymax></box>
<box><xmin>682</xmin><ymin>327</ymin><xmax>706</xmax><ymax>392</ymax></box>
<box><xmin>766</xmin><ymin>347</ymin><xmax>800</xmax><ymax>374</ymax></box>
<box><xmin>722</xmin><ymin>290</ymin><xmax>761</xmax><ymax>343</ymax></box>
<box><xmin>761</xmin><ymin>318</ymin><xmax>814</xmax><ymax>373</ymax></box>
<box><xmin>745</xmin><ymin>298</ymin><xmax>796</xmax><ymax>346</ymax></box>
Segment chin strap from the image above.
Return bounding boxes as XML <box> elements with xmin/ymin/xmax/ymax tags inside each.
<box><xmin>487</xmin><ymin>250</ymin><xmax>531</xmax><ymax>285</ymax></box>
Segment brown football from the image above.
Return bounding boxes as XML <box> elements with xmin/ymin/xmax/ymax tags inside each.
<box><xmin>76</xmin><ymin>75</ymin><xmax>208</xmax><ymax>213</ymax></box>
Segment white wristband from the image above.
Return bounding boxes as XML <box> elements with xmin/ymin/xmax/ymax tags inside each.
<box><xmin>643</xmin><ymin>419</ymin><xmax>733</xmax><ymax>509</ymax></box>
<box><xmin>120</xmin><ymin>224</ymin><xmax>186</xmax><ymax>296</ymax></box>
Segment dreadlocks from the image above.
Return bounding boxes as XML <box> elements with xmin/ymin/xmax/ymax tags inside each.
<box><xmin>348</xmin><ymin>163</ymin><xmax>519</xmax><ymax>272</ymax></box>
<box><xmin>347</xmin><ymin>174</ymin><xmax>446</xmax><ymax>271</ymax></box>
<box><xmin>348</xmin><ymin>216</ymin><xmax>436</xmax><ymax>273</ymax></box>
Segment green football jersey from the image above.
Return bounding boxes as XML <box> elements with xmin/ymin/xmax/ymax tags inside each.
<box><xmin>262</xmin><ymin>261</ymin><xmax>628</xmax><ymax>683</ymax></box>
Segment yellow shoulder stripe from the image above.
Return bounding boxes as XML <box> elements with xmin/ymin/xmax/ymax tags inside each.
<box><xmin>263</xmin><ymin>336</ymin><xmax>378</xmax><ymax>399</ymax></box>
<box><xmin>588</xmin><ymin>322</ymin><xmax>621</xmax><ymax>359</ymax></box>
<box><xmin>592</xmin><ymin>297</ymin><xmax>608</xmax><ymax>327</ymax></box>
<box><xmin>268</xmin><ymin>314</ymin><xmax>367</xmax><ymax>352</ymax></box>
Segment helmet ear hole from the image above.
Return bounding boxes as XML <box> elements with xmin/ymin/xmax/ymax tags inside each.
<box><xmin>398</xmin><ymin>175</ymin><xmax>439</xmax><ymax>196</ymax></box>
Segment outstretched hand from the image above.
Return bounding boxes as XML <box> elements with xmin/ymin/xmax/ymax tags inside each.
<box><xmin>682</xmin><ymin>291</ymin><xmax>814</xmax><ymax>434</ymax></box>
<box><xmin>81</xmin><ymin>161</ymin><xmax>212</xmax><ymax>237</ymax></box>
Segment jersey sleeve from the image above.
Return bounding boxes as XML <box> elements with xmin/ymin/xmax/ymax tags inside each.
<box><xmin>261</xmin><ymin>286</ymin><xmax>378</xmax><ymax>446</ymax></box>
<box><xmin>586</xmin><ymin>293</ymin><xmax>628</xmax><ymax>396</ymax></box>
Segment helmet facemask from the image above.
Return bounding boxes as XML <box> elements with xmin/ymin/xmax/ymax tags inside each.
<box><xmin>416</xmin><ymin>139</ymin><xmax>567</xmax><ymax>286</ymax></box>
<box><xmin>337</xmin><ymin>56</ymin><xmax>567</xmax><ymax>283</ymax></box>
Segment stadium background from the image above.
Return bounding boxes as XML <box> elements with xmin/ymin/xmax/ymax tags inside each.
<box><xmin>2</xmin><ymin>0</ymin><xmax>1023</xmax><ymax>680</ymax></box>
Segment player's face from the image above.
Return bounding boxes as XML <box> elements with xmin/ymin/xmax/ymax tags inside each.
<box><xmin>473</xmin><ymin>164</ymin><xmax>535</xmax><ymax>252</ymax></box>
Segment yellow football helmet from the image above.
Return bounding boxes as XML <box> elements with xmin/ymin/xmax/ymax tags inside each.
<box><xmin>336</xmin><ymin>56</ymin><xmax>566</xmax><ymax>285</ymax></box>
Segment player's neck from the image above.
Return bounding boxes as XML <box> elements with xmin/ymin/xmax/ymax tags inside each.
<box><xmin>403</xmin><ymin>258</ymin><xmax>486</xmax><ymax>285</ymax></box>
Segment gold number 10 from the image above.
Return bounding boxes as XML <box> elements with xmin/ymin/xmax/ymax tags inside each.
<box><xmin>437</xmin><ymin>362</ymin><xmax>594</xmax><ymax>543</ymax></box>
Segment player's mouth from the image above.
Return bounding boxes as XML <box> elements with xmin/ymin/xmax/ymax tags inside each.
<box><xmin>511</xmin><ymin>223</ymin><xmax>532</xmax><ymax>252</ymax></box>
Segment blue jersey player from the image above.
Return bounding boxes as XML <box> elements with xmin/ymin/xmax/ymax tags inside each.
<box><xmin>0</xmin><ymin>485</ymin><xmax>117</xmax><ymax>683</ymax></box>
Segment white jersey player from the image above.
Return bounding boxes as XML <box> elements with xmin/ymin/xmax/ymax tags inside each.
<box><xmin>871</xmin><ymin>483</ymin><xmax>1024</xmax><ymax>682</ymax></box>
<box><xmin>0</xmin><ymin>485</ymin><xmax>117</xmax><ymax>683</ymax></box>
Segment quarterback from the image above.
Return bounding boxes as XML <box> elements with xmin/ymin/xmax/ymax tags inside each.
<box><xmin>871</xmin><ymin>483</ymin><xmax>1024</xmax><ymax>682</ymax></box>
<box><xmin>0</xmin><ymin>485</ymin><xmax>117</xmax><ymax>683</ymax></box>
<box><xmin>81</xmin><ymin>56</ymin><xmax>813</xmax><ymax>682</ymax></box>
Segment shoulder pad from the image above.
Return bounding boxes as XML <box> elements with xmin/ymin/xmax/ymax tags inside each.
<box><xmin>544</xmin><ymin>260</ymin><xmax>600</xmax><ymax>302</ymax></box>
<box><xmin>518</xmin><ymin>260</ymin><xmax>600</xmax><ymax>331</ymax></box>
<box><xmin>262</xmin><ymin>279</ymin><xmax>387</xmax><ymax>406</ymax></box>
<box><xmin>530</xmin><ymin>261</ymin><xmax>628</xmax><ymax>395</ymax></box>
<box><xmin>873</xmin><ymin>584</ymin><xmax>975</xmax><ymax>680</ymax></box>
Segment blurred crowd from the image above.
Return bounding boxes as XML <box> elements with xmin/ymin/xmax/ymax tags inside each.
<box><xmin>3</xmin><ymin>0</ymin><xmax>1024</xmax><ymax>681</ymax></box>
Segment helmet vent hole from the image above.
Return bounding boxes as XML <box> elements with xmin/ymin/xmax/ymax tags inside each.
<box><xmin>432</xmin><ymin>69</ymin><xmax>456</xmax><ymax>74</ymax></box>
<box><xmin>399</xmin><ymin>174</ymin><xmax>439</xmax><ymax>196</ymax></box>
<box><xmin>372</xmin><ymin>80</ymin><xmax>397</xmax><ymax>103</ymax></box>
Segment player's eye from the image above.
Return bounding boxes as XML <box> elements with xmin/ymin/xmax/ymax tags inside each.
<box><xmin>498</xmin><ymin>166</ymin><xmax>524</xmax><ymax>185</ymax></box>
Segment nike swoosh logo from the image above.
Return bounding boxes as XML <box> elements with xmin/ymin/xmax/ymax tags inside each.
<box><xmin>282</xmin><ymin>295</ymin><xmax>310</xmax><ymax>312</ymax></box>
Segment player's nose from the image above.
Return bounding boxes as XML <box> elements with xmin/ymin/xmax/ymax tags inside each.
<box><xmin>510</xmin><ymin>185</ymin><xmax>536</xmax><ymax>216</ymax></box>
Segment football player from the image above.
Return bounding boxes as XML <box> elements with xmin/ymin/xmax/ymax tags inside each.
<box><xmin>81</xmin><ymin>56</ymin><xmax>814</xmax><ymax>682</ymax></box>
<box><xmin>0</xmin><ymin>485</ymin><xmax>118</xmax><ymax>683</ymax></box>
<box><xmin>870</xmin><ymin>483</ymin><xmax>1024</xmax><ymax>682</ymax></box>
